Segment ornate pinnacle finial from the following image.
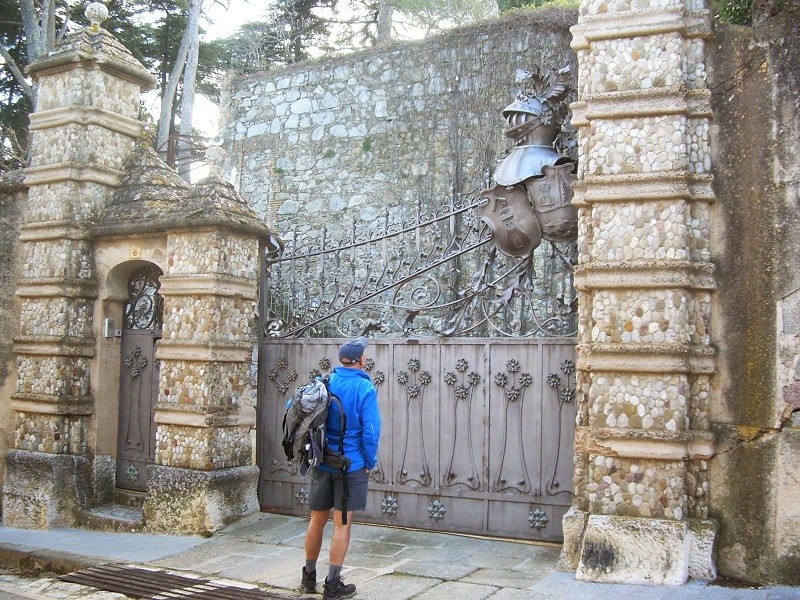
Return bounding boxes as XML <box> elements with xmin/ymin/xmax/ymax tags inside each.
<box><xmin>85</xmin><ymin>2</ymin><xmax>109</xmax><ymax>32</ymax></box>
<box><xmin>205</xmin><ymin>144</ymin><xmax>226</xmax><ymax>177</ymax></box>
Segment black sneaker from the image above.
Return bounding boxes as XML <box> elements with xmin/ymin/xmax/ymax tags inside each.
<box><xmin>301</xmin><ymin>566</ymin><xmax>317</xmax><ymax>594</ymax></box>
<box><xmin>322</xmin><ymin>575</ymin><xmax>356</xmax><ymax>599</ymax></box>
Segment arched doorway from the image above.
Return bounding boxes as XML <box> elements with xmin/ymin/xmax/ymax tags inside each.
<box><xmin>116</xmin><ymin>264</ymin><xmax>163</xmax><ymax>493</ymax></box>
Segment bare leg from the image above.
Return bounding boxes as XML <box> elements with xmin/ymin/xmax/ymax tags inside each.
<box><xmin>306</xmin><ymin>509</ymin><xmax>330</xmax><ymax>560</ymax></box>
<box><xmin>328</xmin><ymin>509</ymin><xmax>354</xmax><ymax>567</ymax></box>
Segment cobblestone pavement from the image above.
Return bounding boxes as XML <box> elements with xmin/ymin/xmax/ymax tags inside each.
<box><xmin>0</xmin><ymin>513</ymin><xmax>797</xmax><ymax>599</ymax></box>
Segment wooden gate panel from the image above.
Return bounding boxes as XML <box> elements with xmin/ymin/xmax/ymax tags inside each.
<box><xmin>366</xmin><ymin>341</ymin><xmax>392</xmax><ymax>490</ymax></box>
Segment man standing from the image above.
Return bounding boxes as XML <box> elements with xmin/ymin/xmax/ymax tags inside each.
<box><xmin>302</xmin><ymin>337</ymin><xmax>381</xmax><ymax>599</ymax></box>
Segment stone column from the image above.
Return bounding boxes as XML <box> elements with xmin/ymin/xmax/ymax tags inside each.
<box><xmin>141</xmin><ymin>163</ymin><xmax>267</xmax><ymax>533</ymax></box>
<box><xmin>558</xmin><ymin>0</ymin><xmax>718</xmax><ymax>584</ymax></box>
<box><xmin>3</xmin><ymin>6</ymin><xmax>155</xmax><ymax>527</ymax></box>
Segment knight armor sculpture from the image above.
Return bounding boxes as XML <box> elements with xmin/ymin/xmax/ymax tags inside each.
<box><xmin>478</xmin><ymin>67</ymin><xmax>578</xmax><ymax>256</ymax></box>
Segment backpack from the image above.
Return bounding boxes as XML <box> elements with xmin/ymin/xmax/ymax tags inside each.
<box><xmin>281</xmin><ymin>376</ymin><xmax>352</xmax><ymax>520</ymax></box>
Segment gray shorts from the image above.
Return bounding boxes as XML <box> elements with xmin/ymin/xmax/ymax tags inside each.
<box><xmin>308</xmin><ymin>467</ymin><xmax>369</xmax><ymax>512</ymax></box>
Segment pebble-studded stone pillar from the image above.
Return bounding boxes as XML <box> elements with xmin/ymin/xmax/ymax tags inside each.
<box><xmin>557</xmin><ymin>0</ymin><xmax>719</xmax><ymax>584</ymax></box>
<box><xmin>2</xmin><ymin>6</ymin><xmax>155</xmax><ymax>527</ymax></box>
<box><xmin>140</xmin><ymin>164</ymin><xmax>267</xmax><ymax>534</ymax></box>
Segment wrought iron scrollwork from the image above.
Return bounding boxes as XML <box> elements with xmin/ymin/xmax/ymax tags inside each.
<box><xmin>124</xmin><ymin>265</ymin><xmax>163</xmax><ymax>330</ymax></box>
<box><xmin>262</xmin><ymin>194</ymin><xmax>576</xmax><ymax>339</ymax></box>
<box><xmin>123</xmin><ymin>345</ymin><xmax>148</xmax><ymax>453</ymax></box>
<box><xmin>268</xmin><ymin>357</ymin><xmax>299</xmax><ymax>475</ymax></box>
<box><xmin>268</xmin><ymin>357</ymin><xmax>298</xmax><ymax>397</ymax></box>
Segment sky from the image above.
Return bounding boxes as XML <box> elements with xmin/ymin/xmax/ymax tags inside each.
<box><xmin>203</xmin><ymin>0</ymin><xmax>265</xmax><ymax>40</ymax></box>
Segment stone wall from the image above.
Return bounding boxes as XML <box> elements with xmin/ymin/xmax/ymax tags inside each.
<box><xmin>707</xmin><ymin>8</ymin><xmax>800</xmax><ymax>584</ymax></box>
<box><xmin>221</xmin><ymin>7</ymin><xmax>579</xmax><ymax>235</ymax></box>
<box><xmin>0</xmin><ymin>174</ymin><xmax>26</xmax><ymax>513</ymax></box>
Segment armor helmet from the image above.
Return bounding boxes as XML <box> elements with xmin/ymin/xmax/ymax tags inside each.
<box><xmin>502</xmin><ymin>97</ymin><xmax>559</xmax><ymax>147</ymax></box>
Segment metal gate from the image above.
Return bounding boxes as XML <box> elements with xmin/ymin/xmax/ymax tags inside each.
<box><xmin>257</xmin><ymin>194</ymin><xmax>577</xmax><ymax>541</ymax></box>
<box><xmin>259</xmin><ymin>338</ymin><xmax>575</xmax><ymax>542</ymax></box>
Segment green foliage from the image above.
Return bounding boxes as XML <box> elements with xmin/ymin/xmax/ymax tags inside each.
<box><xmin>393</xmin><ymin>0</ymin><xmax>497</xmax><ymax>28</ymax></box>
<box><xmin>711</xmin><ymin>0</ymin><xmax>753</xmax><ymax>24</ymax></box>
<box><xmin>0</xmin><ymin>0</ymin><xmax>31</xmax><ymax>171</ymax></box>
<box><xmin>362</xmin><ymin>136</ymin><xmax>373</xmax><ymax>152</ymax></box>
<box><xmin>196</xmin><ymin>38</ymin><xmax>228</xmax><ymax>103</ymax></box>
<box><xmin>323</xmin><ymin>149</ymin><xmax>335</xmax><ymax>158</ymax></box>
<box><xmin>216</xmin><ymin>0</ymin><xmax>338</xmax><ymax>74</ymax></box>
<box><xmin>496</xmin><ymin>0</ymin><xmax>553</xmax><ymax>12</ymax></box>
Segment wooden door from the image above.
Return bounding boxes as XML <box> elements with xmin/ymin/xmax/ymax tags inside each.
<box><xmin>116</xmin><ymin>265</ymin><xmax>163</xmax><ymax>493</ymax></box>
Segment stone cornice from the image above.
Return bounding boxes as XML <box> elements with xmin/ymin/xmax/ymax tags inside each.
<box><xmin>571</xmin><ymin>88</ymin><xmax>712</xmax><ymax>122</ymax></box>
<box><xmin>574</xmin><ymin>260</ymin><xmax>716</xmax><ymax>291</ymax></box>
<box><xmin>571</xmin><ymin>8</ymin><xmax>712</xmax><ymax>47</ymax></box>
<box><xmin>577</xmin><ymin>343</ymin><xmax>716</xmax><ymax>374</ymax></box>
<box><xmin>155</xmin><ymin>340</ymin><xmax>252</xmax><ymax>363</ymax></box>
<box><xmin>24</xmin><ymin>161</ymin><xmax>126</xmax><ymax>187</ymax></box>
<box><xmin>570</xmin><ymin>22</ymin><xmax>589</xmax><ymax>51</ymax></box>
<box><xmin>12</xmin><ymin>336</ymin><xmax>95</xmax><ymax>357</ymax></box>
<box><xmin>15</xmin><ymin>278</ymin><xmax>98</xmax><ymax>299</ymax></box>
<box><xmin>575</xmin><ymin>426</ymin><xmax>716</xmax><ymax>460</ymax></box>
<box><xmin>94</xmin><ymin>214</ymin><xmax>271</xmax><ymax>241</ymax></box>
<box><xmin>158</xmin><ymin>274</ymin><xmax>258</xmax><ymax>299</ymax></box>
<box><xmin>154</xmin><ymin>406</ymin><xmax>255</xmax><ymax>428</ymax></box>
<box><xmin>10</xmin><ymin>395</ymin><xmax>94</xmax><ymax>416</ymax></box>
<box><xmin>19</xmin><ymin>221</ymin><xmax>91</xmax><ymax>241</ymax></box>
<box><xmin>572</xmin><ymin>172</ymin><xmax>715</xmax><ymax>206</ymax></box>
<box><xmin>28</xmin><ymin>105</ymin><xmax>143</xmax><ymax>138</ymax></box>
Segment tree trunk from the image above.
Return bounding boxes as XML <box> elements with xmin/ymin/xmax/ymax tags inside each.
<box><xmin>156</xmin><ymin>0</ymin><xmax>201</xmax><ymax>160</ymax></box>
<box><xmin>20</xmin><ymin>0</ymin><xmax>44</xmax><ymax>64</ymax></box>
<box><xmin>177</xmin><ymin>21</ymin><xmax>200</xmax><ymax>180</ymax></box>
<box><xmin>376</xmin><ymin>0</ymin><xmax>394</xmax><ymax>46</ymax></box>
<box><xmin>18</xmin><ymin>0</ymin><xmax>56</xmax><ymax>107</ymax></box>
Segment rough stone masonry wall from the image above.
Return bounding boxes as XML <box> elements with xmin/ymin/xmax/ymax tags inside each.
<box><xmin>0</xmin><ymin>174</ymin><xmax>26</xmax><ymax>512</ymax></box>
<box><xmin>707</xmin><ymin>8</ymin><xmax>800</xmax><ymax>584</ymax></box>
<box><xmin>221</xmin><ymin>8</ymin><xmax>578</xmax><ymax>234</ymax></box>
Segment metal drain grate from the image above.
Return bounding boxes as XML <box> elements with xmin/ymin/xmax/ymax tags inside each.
<box><xmin>59</xmin><ymin>564</ymin><xmax>296</xmax><ymax>599</ymax></box>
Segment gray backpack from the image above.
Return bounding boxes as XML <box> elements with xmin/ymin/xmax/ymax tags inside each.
<box><xmin>281</xmin><ymin>376</ymin><xmax>351</xmax><ymax>476</ymax></box>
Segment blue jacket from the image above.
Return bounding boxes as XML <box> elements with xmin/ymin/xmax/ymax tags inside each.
<box><xmin>322</xmin><ymin>366</ymin><xmax>381</xmax><ymax>472</ymax></box>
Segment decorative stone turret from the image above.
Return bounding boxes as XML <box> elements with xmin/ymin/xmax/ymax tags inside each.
<box><xmin>558</xmin><ymin>0</ymin><xmax>718</xmax><ymax>584</ymax></box>
<box><xmin>95</xmin><ymin>143</ymin><xmax>273</xmax><ymax>533</ymax></box>
<box><xmin>3</xmin><ymin>4</ymin><xmax>156</xmax><ymax>527</ymax></box>
<box><xmin>5</xmin><ymin>2</ymin><xmax>273</xmax><ymax>532</ymax></box>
